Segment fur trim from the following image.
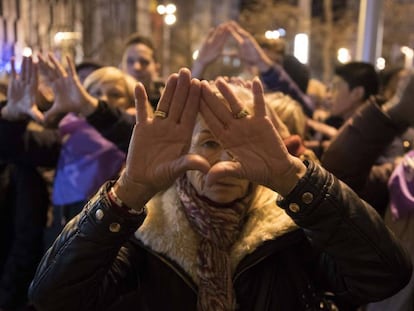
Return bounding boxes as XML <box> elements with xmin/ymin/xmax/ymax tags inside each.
<box><xmin>134</xmin><ymin>186</ymin><xmax>298</xmax><ymax>283</ymax></box>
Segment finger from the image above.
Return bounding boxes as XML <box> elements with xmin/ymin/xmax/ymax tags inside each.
<box><xmin>215</xmin><ymin>77</ymin><xmax>245</xmax><ymax>115</ymax></box>
<box><xmin>199</xmin><ymin>98</ymin><xmax>227</xmax><ymax>134</ymax></box>
<box><xmin>29</xmin><ymin>106</ymin><xmax>45</xmax><ymax>123</ymax></box>
<box><xmin>156</xmin><ymin>73</ymin><xmax>178</xmax><ymax>116</ymax></box>
<box><xmin>66</xmin><ymin>56</ymin><xmax>77</xmax><ymax>78</ymax></box>
<box><xmin>252</xmin><ymin>77</ymin><xmax>266</xmax><ymax>118</ymax></box>
<box><xmin>134</xmin><ymin>82</ymin><xmax>148</xmax><ymax>124</ymax></box>
<box><xmin>204</xmin><ymin>161</ymin><xmax>243</xmax><ymax>186</ymax></box>
<box><xmin>31</xmin><ymin>61</ymin><xmax>39</xmax><ymax>89</ymax></box>
<box><xmin>170</xmin><ymin>154</ymin><xmax>211</xmax><ymax>178</ymax></box>
<box><xmin>200</xmin><ymin>80</ymin><xmax>233</xmax><ymax>125</ymax></box>
<box><xmin>180</xmin><ymin>79</ymin><xmax>201</xmax><ymax>127</ymax></box>
<box><xmin>168</xmin><ymin>68</ymin><xmax>191</xmax><ymax>122</ymax></box>
<box><xmin>227</xmin><ymin>25</ymin><xmax>244</xmax><ymax>45</ymax></box>
<box><xmin>10</xmin><ymin>58</ymin><xmax>17</xmax><ymax>80</ymax></box>
<box><xmin>48</xmin><ymin>53</ymin><xmax>67</xmax><ymax>78</ymax></box>
<box><xmin>21</xmin><ymin>56</ymin><xmax>29</xmax><ymax>81</ymax></box>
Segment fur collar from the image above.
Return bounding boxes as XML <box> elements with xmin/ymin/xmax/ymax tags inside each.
<box><xmin>134</xmin><ymin>186</ymin><xmax>298</xmax><ymax>284</ymax></box>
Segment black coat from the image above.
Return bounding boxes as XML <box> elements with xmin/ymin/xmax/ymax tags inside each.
<box><xmin>29</xmin><ymin>162</ymin><xmax>412</xmax><ymax>311</ymax></box>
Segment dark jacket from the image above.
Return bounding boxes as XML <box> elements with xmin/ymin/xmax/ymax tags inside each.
<box><xmin>0</xmin><ymin>100</ymin><xmax>135</xmax><ymax>309</ymax></box>
<box><xmin>321</xmin><ymin>101</ymin><xmax>408</xmax><ymax>216</ymax></box>
<box><xmin>29</xmin><ymin>161</ymin><xmax>412</xmax><ymax>311</ymax></box>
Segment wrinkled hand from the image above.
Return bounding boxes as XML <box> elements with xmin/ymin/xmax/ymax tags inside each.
<box><xmin>114</xmin><ymin>68</ymin><xmax>211</xmax><ymax>208</ymax></box>
<box><xmin>200</xmin><ymin>77</ymin><xmax>306</xmax><ymax>195</ymax></box>
<box><xmin>38</xmin><ymin>53</ymin><xmax>98</xmax><ymax>123</ymax></box>
<box><xmin>226</xmin><ymin>21</ymin><xmax>272</xmax><ymax>72</ymax></box>
<box><xmin>192</xmin><ymin>24</ymin><xmax>230</xmax><ymax>78</ymax></box>
<box><xmin>2</xmin><ymin>56</ymin><xmax>44</xmax><ymax>122</ymax></box>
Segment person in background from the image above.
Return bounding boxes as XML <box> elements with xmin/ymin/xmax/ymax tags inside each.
<box><xmin>119</xmin><ymin>33</ymin><xmax>165</xmax><ymax>110</ymax></box>
<box><xmin>75</xmin><ymin>60</ymin><xmax>103</xmax><ymax>84</ymax></box>
<box><xmin>191</xmin><ymin>21</ymin><xmax>315</xmax><ymax>117</ymax></box>
<box><xmin>29</xmin><ymin>68</ymin><xmax>411</xmax><ymax>311</ymax></box>
<box><xmin>321</xmin><ymin>70</ymin><xmax>414</xmax><ymax>311</ymax></box>
<box><xmin>305</xmin><ymin>61</ymin><xmax>379</xmax><ymax>158</ymax></box>
<box><xmin>255</xmin><ymin>35</ymin><xmax>310</xmax><ymax>94</ymax></box>
<box><xmin>37</xmin><ymin>55</ymin><xmax>152</xmax><ymax>248</ymax></box>
<box><xmin>0</xmin><ymin>57</ymin><xmax>50</xmax><ymax>311</ymax></box>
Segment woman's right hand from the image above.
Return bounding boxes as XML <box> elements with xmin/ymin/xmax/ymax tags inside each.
<box><xmin>38</xmin><ymin>53</ymin><xmax>98</xmax><ymax>123</ymax></box>
<box><xmin>113</xmin><ymin>68</ymin><xmax>211</xmax><ymax>209</ymax></box>
<box><xmin>2</xmin><ymin>56</ymin><xmax>44</xmax><ymax>122</ymax></box>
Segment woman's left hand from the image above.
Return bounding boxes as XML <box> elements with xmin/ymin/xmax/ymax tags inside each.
<box><xmin>200</xmin><ymin>77</ymin><xmax>306</xmax><ymax>196</ymax></box>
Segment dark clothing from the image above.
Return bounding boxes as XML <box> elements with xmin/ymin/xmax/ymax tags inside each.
<box><xmin>0</xmin><ymin>101</ymin><xmax>135</xmax><ymax>309</ymax></box>
<box><xmin>0</xmin><ymin>164</ymin><xmax>48</xmax><ymax>310</ymax></box>
<box><xmin>29</xmin><ymin>162</ymin><xmax>412</xmax><ymax>311</ymax></box>
<box><xmin>260</xmin><ymin>64</ymin><xmax>315</xmax><ymax>117</ymax></box>
<box><xmin>321</xmin><ymin>101</ymin><xmax>407</xmax><ymax>216</ymax></box>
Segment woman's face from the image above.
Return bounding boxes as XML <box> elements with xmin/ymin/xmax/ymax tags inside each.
<box><xmin>87</xmin><ymin>74</ymin><xmax>132</xmax><ymax>110</ymax></box>
<box><xmin>186</xmin><ymin>119</ymin><xmax>250</xmax><ymax>204</ymax></box>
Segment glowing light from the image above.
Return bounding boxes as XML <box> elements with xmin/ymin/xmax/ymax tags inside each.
<box><xmin>376</xmin><ymin>57</ymin><xmax>386</xmax><ymax>70</ymax></box>
<box><xmin>192</xmin><ymin>49</ymin><xmax>199</xmax><ymax>60</ymax></box>
<box><xmin>157</xmin><ymin>5</ymin><xmax>166</xmax><ymax>15</ymax></box>
<box><xmin>265</xmin><ymin>30</ymin><xmax>280</xmax><ymax>40</ymax></box>
<box><xmin>165</xmin><ymin>4</ymin><xmax>176</xmax><ymax>14</ymax></box>
<box><xmin>337</xmin><ymin>48</ymin><xmax>351</xmax><ymax>64</ymax></box>
<box><xmin>164</xmin><ymin>14</ymin><xmax>176</xmax><ymax>25</ymax></box>
<box><xmin>22</xmin><ymin>47</ymin><xmax>33</xmax><ymax>57</ymax></box>
<box><xmin>294</xmin><ymin>33</ymin><xmax>309</xmax><ymax>64</ymax></box>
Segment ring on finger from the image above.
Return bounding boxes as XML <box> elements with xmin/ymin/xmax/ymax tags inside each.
<box><xmin>154</xmin><ymin>110</ymin><xmax>168</xmax><ymax>119</ymax></box>
<box><xmin>234</xmin><ymin>109</ymin><xmax>249</xmax><ymax>119</ymax></box>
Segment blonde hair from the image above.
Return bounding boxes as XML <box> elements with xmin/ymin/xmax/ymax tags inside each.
<box><xmin>83</xmin><ymin>66</ymin><xmax>153</xmax><ymax>115</ymax></box>
<box><xmin>264</xmin><ymin>92</ymin><xmax>307</xmax><ymax>138</ymax></box>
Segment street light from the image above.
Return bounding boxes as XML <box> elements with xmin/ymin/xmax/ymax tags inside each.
<box><xmin>157</xmin><ymin>3</ymin><xmax>176</xmax><ymax>78</ymax></box>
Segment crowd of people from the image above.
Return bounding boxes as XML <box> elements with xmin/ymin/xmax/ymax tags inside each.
<box><xmin>0</xmin><ymin>20</ymin><xmax>413</xmax><ymax>311</ymax></box>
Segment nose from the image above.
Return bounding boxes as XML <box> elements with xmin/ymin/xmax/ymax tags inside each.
<box><xmin>219</xmin><ymin>149</ymin><xmax>235</xmax><ymax>162</ymax></box>
<box><xmin>98</xmin><ymin>94</ymin><xmax>108</xmax><ymax>102</ymax></box>
<box><xmin>133</xmin><ymin>61</ymin><xmax>142</xmax><ymax>71</ymax></box>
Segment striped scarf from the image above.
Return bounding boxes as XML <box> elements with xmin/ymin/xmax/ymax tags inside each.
<box><xmin>176</xmin><ymin>175</ymin><xmax>251</xmax><ymax>311</ymax></box>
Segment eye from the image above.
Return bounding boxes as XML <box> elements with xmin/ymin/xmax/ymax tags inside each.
<box><xmin>89</xmin><ymin>90</ymin><xmax>102</xmax><ymax>98</ymax></box>
<box><xmin>200</xmin><ymin>140</ymin><xmax>221</xmax><ymax>149</ymax></box>
<box><xmin>108</xmin><ymin>91</ymin><xmax>123</xmax><ymax>99</ymax></box>
<box><xmin>139</xmin><ymin>58</ymin><xmax>150</xmax><ymax>67</ymax></box>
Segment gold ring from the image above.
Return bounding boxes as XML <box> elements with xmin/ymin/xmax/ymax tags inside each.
<box><xmin>234</xmin><ymin>109</ymin><xmax>249</xmax><ymax>119</ymax></box>
<box><xmin>154</xmin><ymin>110</ymin><xmax>167</xmax><ymax>119</ymax></box>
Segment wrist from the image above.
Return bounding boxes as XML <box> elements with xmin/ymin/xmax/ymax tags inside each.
<box><xmin>107</xmin><ymin>186</ymin><xmax>146</xmax><ymax>215</ymax></box>
<box><xmin>113</xmin><ymin>173</ymin><xmax>155</xmax><ymax>210</ymax></box>
<box><xmin>79</xmin><ymin>96</ymin><xmax>99</xmax><ymax>117</ymax></box>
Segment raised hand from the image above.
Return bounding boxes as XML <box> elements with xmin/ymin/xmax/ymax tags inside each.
<box><xmin>2</xmin><ymin>56</ymin><xmax>44</xmax><ymax>122</ymax></box>
<box><xmin>114</xmin><ymin>68</ymin><xmax>211</xmax><ymax>209</ymax></box>
<box><xmin>383</xmin><ymin>69</ymin><xmax>414</xmax><ymax>127</ymax></box>
<box><xmin>200</xmin><ymin>77</ymin><xmax>306</xmax><ymax>196</ymax></box>
<box><xmin>192</xmin><ymin>23</ymin><xmax>230</xmax><ymax>78</ymax></box>
<box><xmin>37</xmin><ymin>53</ymin><xmax>98</xmax><ymax>123</ymax></box>
<box><xmin>226</xmin><ymin>21</ymin><xmax>272</xmax><ymax>72</ymax></box>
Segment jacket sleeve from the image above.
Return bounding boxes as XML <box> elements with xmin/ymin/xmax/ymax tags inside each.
<box><xmin>0</xmin><ymin>118</ymin><xmax>61</xmax><ymax>167</ymax></box>
<box><xmin>86</xmin><ymin>100</ymin><xmax>135</xmax><ymax>153</ymax></box>
<box><xmin>321</xmin><ymin>101</ymin><xmax>407</xmax><ymax>215</ymax></box>
<box><xmin>278</xmin><ymin>160</ymin><xmax>412</xmax><ymax>306</ymax></box>
<box><xmin>260</xmin><ymin>64</ymin><xmax>314</xmax><ymax>117</ymax></box>
<box><xmin>28</xmin><ymin>182</ymin><xmax>147</xmax><ymax>311</ymax></box>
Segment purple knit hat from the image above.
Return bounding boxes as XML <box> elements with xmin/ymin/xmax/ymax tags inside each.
<box><xmin>388</xmin><ymin>150</ymin><xmax>414</xmax><ymax>219</ymax></box>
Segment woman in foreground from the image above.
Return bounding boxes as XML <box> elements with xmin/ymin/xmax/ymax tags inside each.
<box><xmin>29</xmin><ymin>68</ymin><xmax>411</xmax><ymax>311</ymax></box>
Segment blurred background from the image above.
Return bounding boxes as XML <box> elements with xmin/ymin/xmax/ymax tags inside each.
<box><xmin>0</xmin><ymin>0</ymin><xmax>413</xmax><ymax>83</ymax></box>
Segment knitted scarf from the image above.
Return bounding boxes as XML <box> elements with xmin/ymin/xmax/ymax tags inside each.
<box><xmin>176</xmin><ymin>175</ymin><xmax>251</xmax><ymax>311</ymax></box>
